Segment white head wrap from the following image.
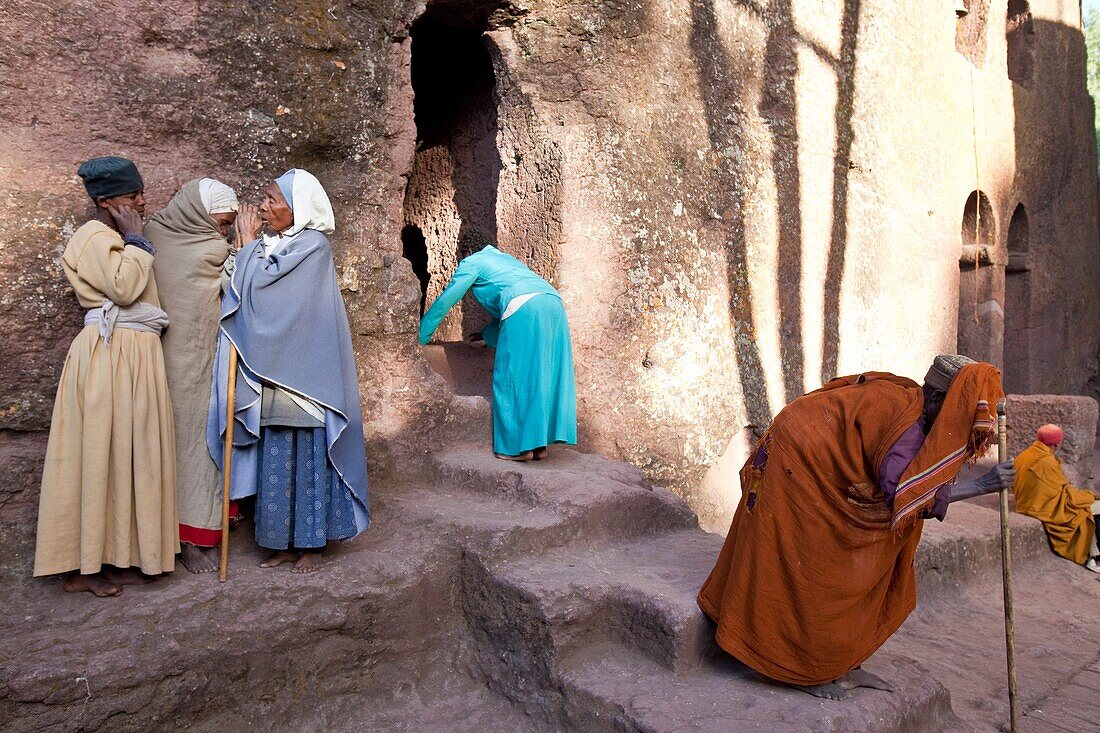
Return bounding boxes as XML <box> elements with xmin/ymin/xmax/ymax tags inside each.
<box><xmin>198</xmin><ymin>178</ymin><xmax>239</xmax><ymax>215</ymax></box>
<box><xmin>262</xmin><ymin>168</ymin><xmax>336</xmax><ymax>256</ymax></box>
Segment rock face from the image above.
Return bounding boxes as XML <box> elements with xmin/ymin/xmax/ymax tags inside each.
<box><xmin>1007</xmin><ymin>393</ymin><xmax>1098</xmax><ymax>488</ymax></box>
<box><xmin>1</xmin><ymin>0</ymin><xmax>1097</xmax><ymax>535</ymax></box>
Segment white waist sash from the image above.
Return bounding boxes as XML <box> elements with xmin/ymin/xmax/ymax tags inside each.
<box><xmin>84</xmin><ymin>300</ymin><xmax>170</xmax><ymax>345</ymax></box>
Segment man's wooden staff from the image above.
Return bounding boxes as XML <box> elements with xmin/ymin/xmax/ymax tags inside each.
<box><xmin>997</xmin><ymin>400</ymin><xmax>1018</xmax><ymax>732</ymax></box>
<box><xmin>219</xmin><ymin>343</ymin><xmax>239</xmax><ymax>583</ymax></box>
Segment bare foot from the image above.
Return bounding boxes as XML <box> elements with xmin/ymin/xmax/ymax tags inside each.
<box><xmin>797</xmin><ymin>681</ymin><xmax>849</xmax><ymax>700</ymax></box>
<box><xmin>101</xmin><ymin>567</ymin><xmax>157</xmax><ymax>586</ymax></box>
<box><xmin>63</xmin><ymin>572</ymin><xmax>121</xmax><ymax>597</ymax></box>
<box><xmin>840</xmin><ymin>668</ymin><xmax>894</xmax><ymax>692</ymax></box>
<box><xmin>258</xmin><ymin>551</ymin><xmax>298</xmax><ymax>568</ymax></box>
<box><xmin>494</xmin><ymin>451</ymin><xmax>533</xmax><ymax>462</ymax></box>
<box><xmin>532</xmin><ymin>446</ymin><xmax>548</xmax><ymax>461</ymax></box>
<box><xmin>179</xmin><ymin>544</ymin><xmax>219</xmax><ymax>574</ymax></box>
<box><xmin>292</xmin><ymin>553</ymin><xmax>322</xmax><ymax>574</ymax></box>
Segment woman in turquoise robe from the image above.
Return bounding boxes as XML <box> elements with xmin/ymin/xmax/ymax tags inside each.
<box><xmin>419</xmin><ymin>245</ymin><xmax>577</xmax><ymax>460</ymax></box>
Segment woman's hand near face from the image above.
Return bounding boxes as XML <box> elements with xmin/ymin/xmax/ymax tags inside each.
<box><xmin>235</xmin><ymin>203</ymin><xmax>263</xmax><ymax>244</ymax></box>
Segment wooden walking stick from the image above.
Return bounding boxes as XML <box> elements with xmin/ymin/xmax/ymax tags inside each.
<box><xmin>997</xmin><ymin>401</ymin><xmax>1019</xmax><ymax>732</ymax></box>
<box><xmin>219</xmin><ymin>343</ymin><xmax>239</xmax><ymax>583</ymax></box>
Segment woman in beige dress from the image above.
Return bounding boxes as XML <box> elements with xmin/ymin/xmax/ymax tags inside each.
<box><xmin>147</xmin><ymin>178</ymin><xmax>238</xmax><ymax>574</ymax></box>
<box><xmin>34</xmin><ymin>156</ymin><xmax>178</xmax><ymax>597</ymax></box>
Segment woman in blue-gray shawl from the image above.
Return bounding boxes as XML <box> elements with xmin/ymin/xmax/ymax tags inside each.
<box><xmin>207</xmin><ymin>169</ymin><xmax>369</xmax><ymax>573</ymax></box>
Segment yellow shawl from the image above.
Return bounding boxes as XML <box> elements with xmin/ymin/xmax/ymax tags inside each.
<box><xmin>1013</xmin><ymin>441</ymin><xmax>1097</xmax><ymax>564</ymax></box>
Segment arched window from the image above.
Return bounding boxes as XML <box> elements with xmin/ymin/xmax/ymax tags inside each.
<box><xmin>957</xmin><ymin>190</ymin><xmax>1000</xmax><ymax>367</ymax></box>
<box><xmin>1004</xmin><ymin>204</ymin><xmax>1032</xmax><ymax>392</ymax></box>
<box><xmin>1006</xmin><ymin>203</ymin><xmax>1029</xmax><ymax>255</ymax></box>
<box><xmin>961</xmin><ymin>190</ymin><xmax>996</xmax><ymax>246</ymax></box>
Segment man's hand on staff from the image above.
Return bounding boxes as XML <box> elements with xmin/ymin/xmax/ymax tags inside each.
<box><xmin>979</xmin><ymin>461</ymin><xmax>1017</xmax><ymax>492</ymax></box>
<box><xmin>949</xmin><ymin>460</ymin><xmax>1017</xmax><ymax>503</ymax></box>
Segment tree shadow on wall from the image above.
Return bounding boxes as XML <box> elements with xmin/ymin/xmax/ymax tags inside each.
<box><xmin>690</xmin><ymin>0</ymin><xmax>860</xmax><ymax>423</ymax></box>
<box><xmin>820</xmin><ymin>0</ymin><xmax>860</xmax><ymax>387</ymax></box>
<box><xmin>689</xmin><ymin>0</ymin><xmax>773</xmax><ymax>431</ymax></box>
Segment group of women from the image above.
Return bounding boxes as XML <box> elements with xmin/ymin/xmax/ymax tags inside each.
<box><xmin>33</xmin><ymin>156</ymin><xmax>576</xmax><ymax>596</ymax></box>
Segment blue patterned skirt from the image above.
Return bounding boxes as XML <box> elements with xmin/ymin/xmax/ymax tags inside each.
<box><xmin>254</xmin><ymin>427</ymin><xmax>358</xmax><ymax>550</ymax></box>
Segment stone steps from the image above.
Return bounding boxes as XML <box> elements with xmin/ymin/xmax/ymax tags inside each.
<box><xmin>428</xmin><ymin>447</ymin><xmax>698</xmax><ymax>556</ymax></box>
<box><xmin>452</xmin><ymin>511</ymin><xmax>1021</xmax><ymax>733</ymax></box>
<box><xmin>914</xmin><ymin>498</ymin><xmax>1054</xmax><ymax>597</ymax></box>
<box><xmin>465</xmin><ymin>529</ymin><xmax>720</xmax><ymax>675</ymax></box>
<box><xmin>555</xmin><ymin>644</ymin><xmax>956</xmax><ymax>733</ymax></box>
<box><xmin>3</xmin><ymin>443</ymin><xmax>1094</xmax><ymax>733</ymax></box>
<box><xmin>458</xmin><ymin>532</ymin><xmax>957</xmax><ymax>731</ymax></box>
<box><xmin>445</xmin><ymin>448</ymin><xmax>1079</xmax><ymax>733</ymax></box>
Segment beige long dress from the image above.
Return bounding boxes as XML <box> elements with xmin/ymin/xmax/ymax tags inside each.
<box><xmin>34</xmin><ymin>220</ymin><xmax>179</xmax><ymax>576</ymax></box>
<box><xmin>146</xmin><ymin>181</ymin><xmax>228</xmax><ymax>542</ymax></box>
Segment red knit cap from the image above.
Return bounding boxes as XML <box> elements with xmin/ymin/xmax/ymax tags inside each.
<box><xmin>1036</xmin><ymin>424</ymin><xmax>1065</xmax><ymax>447</ymax></box>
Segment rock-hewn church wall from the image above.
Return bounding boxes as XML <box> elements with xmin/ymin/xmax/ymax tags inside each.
<box><xmin>1</xmin><ymin>0</ymin><xmax>1096</xmax><ymax>536</ymax></box>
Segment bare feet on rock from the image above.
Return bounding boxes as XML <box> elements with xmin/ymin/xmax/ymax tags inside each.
<box><xmin>495</xmin><ymin>451</ymin><xmax>533</xmax><ymax>462</ymax></box>
<box><xmin>63</xmin><ymin>572</ymin><xmax>121</xmax><ymax>597</ymax></box>
<box><xmin>292</xmin><ymin>553</ymin><xmax>322</xmax><ymax>574</ymax></box>
<box><xmin>532</xmin><ymin>446</ymin><xmax>548</xmax><ymax>461</ymax></box>
<box><xmin>839</xmin><ymin>668</ymin><xmax>894</xmax><ymax>692</ymax></box>
<box><xmin>798</xmin><ymin>681</ymin><xmax>849</xmax><ymax>700</ymax></box>
<box><xmin>258</xmin><ymin>551</ymin><xmax>298</xmax><ymax>568</ymax></box>
<box><xmin>102</xmin><ymin>567</ymin><xmax>157</xmax><ymax>586</ymax></box>
<box><xmin>180</xmin><ymin>544</ymin><xmax>219</xmax><ymax>574</ymax></box>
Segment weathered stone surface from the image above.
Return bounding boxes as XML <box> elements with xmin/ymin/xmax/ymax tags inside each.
<box><xmin>1006</xmin><ymin>393</ymin><xmax>1098</xmax><ymax>488</ymax></box>
<box><xmin>2</xmin><ymin>1</ymin><xmax>1096</xmax><ymax>533</ymax></box>
<box><xmin>4</xmin><ymin>440</ymin><xmax>1097</xmax><ymax>732</ymax></box>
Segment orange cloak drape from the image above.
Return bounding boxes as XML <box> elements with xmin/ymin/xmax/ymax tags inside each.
<box><xmin>697</xmin><ymin>364</ymin><xmax>1002</xmax><ymax>686</ymax></box>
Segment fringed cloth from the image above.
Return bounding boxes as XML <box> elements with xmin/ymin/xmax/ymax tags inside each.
<box><xmin>891</xmin><ymin>363</ymin><xmax>1002</xmax><ymax>528</ymax></box>
<box><xmin>697</xmin><ymin>364</ymin><xmax>1004</xmax><ymax>686</ymax></box>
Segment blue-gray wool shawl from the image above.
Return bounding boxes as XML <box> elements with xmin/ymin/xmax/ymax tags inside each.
<box><xmin>206</xmin><ymin>229</ymin><xmax>369</xmax><ymax>534</ymax></box>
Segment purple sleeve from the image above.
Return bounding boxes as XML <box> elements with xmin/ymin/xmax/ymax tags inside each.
<box><xmin>878</xmin><ymin>421</ymin><xmax>926</xmax><ymax>512</ymax></box>
<box><xmin>926</xmin><ymin>483</ymin><xmax>952</xmax><ymax>521</ymax></box>
<box><xmin>123</xmin><ymin>233</ymin><xmax>156</xmax><ymax>256</ymax></box>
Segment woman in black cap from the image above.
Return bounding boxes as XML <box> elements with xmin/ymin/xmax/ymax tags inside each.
<box><xmin>33</xmin><ymin>156</ymin><xmax>179</xmax><ymax>596</ymax></box>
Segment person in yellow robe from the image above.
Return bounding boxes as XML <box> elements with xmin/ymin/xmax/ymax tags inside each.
<box><xmin>33</xmin><ymin>156</ymin><xmax>179</xmax><ymax>596</ymax></box>
<box><xmin>1013</xmin><ymin>423</ymin><xmax>1100</xmax><ymax>572</ymax></box>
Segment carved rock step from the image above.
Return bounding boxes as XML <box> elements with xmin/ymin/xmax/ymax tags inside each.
<box><xmin>915</xmin><ymin>498</ymin><xmax>1057</xmax><ymax>598</ymax></box>
<box><xmin>430</xmin><ymin>447</ymin><xmax>698</xmax><ymax>552</ymax></box>
<box><xmin>556</xmin><ymin>643</ymin><xmax>957</xmax><ymax>733</ymax></box>
<box><xmin>461</xmin><ymin>531</ymin><xmax>958</xmax><ymax>732</ymax></box>
<box><xmin>0</xmin><ymin>483</ymin><xmax>523</xmax><ymax>733</ymax></box>
<box><xmin>465</xmin><ymin>529</ymin><xmax>722</xmax><ymax>676</ymax></box>
<box><xmin>456</xmin><ymin>493</ymin><xmax>1074</xmax><ymax>733</ymax></box>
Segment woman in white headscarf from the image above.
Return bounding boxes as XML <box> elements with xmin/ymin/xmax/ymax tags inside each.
<box><xmin>147</xmin><ymin>178</ymin><xmax>239</xmax><ymax>573</ymax></box>
<box><xmin>208</xmin><ymin>169</ymin><xmax>369</xmax><ymax>574</ymax></box>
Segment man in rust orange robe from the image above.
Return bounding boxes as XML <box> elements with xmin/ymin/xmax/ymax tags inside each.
<box><xmin>698</xmin><ymin>356</ymin><xmax>1015</xmax><ymax>699</ymax></box>
<box><xmin>1013</xmin><ymin>424</ymin><xmax>1100</xmax><ymax>571</ymax></box>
